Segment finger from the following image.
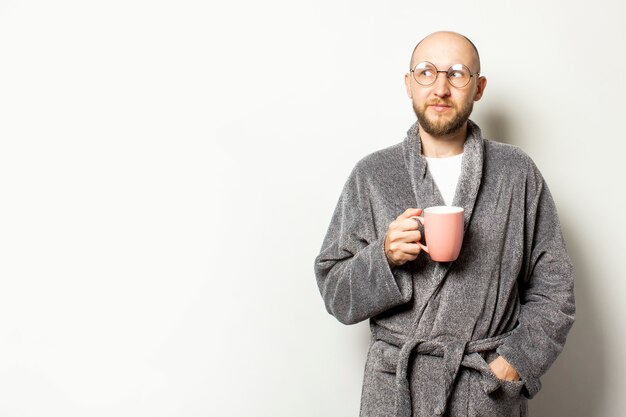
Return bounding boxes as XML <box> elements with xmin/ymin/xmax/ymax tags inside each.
<box><xmin>398</xmin><ymin>230</ymin><xmax>421</xmax><ymax>243</ymax></box>
<box><xmin>387</xmin><ymin>230</ymin><xmax>421</xmax><ymax>243</ymax></box>
<box><xmin>396</xmin><ymin>217</ymin><xmax>423</xmax><ymax>232</ymax></box>
<box><xmin>398</xmin><ymin>208</ymin><xmax>423</xmax><ymax>220</ymax></box>
<box><xmin>386</xmin><ymin>230</ymin><xmax>420</xmax><ymax>248</ymax></box>
<box><xmin>398</xmin><ymin>242</ymin><xmax>422</xmax><ymax>255</ymax></box>
<box><xmin>387</xmin><ymin>238</ymin><xmax>420</xmax><ymax>254</ymax></box>
<box><xmin>388</xmin><ymin>242</ymin><xmax>420</xmax><ymax>258</ymax></box>
<box><xmin>387</xmin><ymin>242</ymin><xmax>422</xmax><ymax>265</ymax></box>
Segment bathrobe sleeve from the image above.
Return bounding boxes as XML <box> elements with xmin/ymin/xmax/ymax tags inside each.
<box><xmin>496</xmin><ymin>158</ymin><xmax>576</xmax><ymax>398</ymax></box>
<box><xmin>314</xmin><ymin>162</ymin><xmax>414</xmax><ymax>325</ymax></box>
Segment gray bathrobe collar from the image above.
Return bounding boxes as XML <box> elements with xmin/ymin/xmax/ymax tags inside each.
<box><xmin>402</xmin><ymin>118</ymin><xmax>484</xmax><ymax>234</ymax></box>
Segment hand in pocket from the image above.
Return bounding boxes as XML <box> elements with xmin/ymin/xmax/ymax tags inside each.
<box><xmin>488</xmin><ymin>355</ymin><xmax>521</xmax><ymax>382</ymax></box>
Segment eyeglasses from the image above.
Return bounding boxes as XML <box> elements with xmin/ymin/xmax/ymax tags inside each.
<box><xmin>410</xmin><ymin>61</ymin><xmax>480</xmax><ymax>88</ymax></box>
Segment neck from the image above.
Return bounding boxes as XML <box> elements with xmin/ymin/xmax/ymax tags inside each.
<box><xmin>418</xmin><ymin>122</ymin><xmax>467</xmax><ymax>158</ymax></box>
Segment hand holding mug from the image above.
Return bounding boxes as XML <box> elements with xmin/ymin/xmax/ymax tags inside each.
<box><xmin>385</xmin><ymin>206</ymin><xmax>465</xmax><ymax>266</ymax></box>
<box><xmin>411</xmin><ymin>206</ymin><xmax>465</xmax><ymax>262</ymax></box>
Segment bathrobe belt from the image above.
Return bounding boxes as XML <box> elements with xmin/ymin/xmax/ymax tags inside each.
<box><xmin>374</xmin><ymin>329</ymin><xmax>515</xmax><ymax>417</ymax></box>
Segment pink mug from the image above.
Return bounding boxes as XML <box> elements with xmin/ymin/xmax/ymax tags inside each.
<box><xmin>411</xmin><ymin>206</ymin><xmax>465</xmax><ymax>262</ymax></box>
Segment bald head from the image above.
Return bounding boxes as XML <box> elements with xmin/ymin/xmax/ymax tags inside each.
<box><xmin>409</xmin><ymin>31</ymin><xmax>481</xmax><ymax>73</ymax></box>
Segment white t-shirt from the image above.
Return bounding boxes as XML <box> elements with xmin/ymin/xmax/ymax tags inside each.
<box><xmin>424</xmin><ymin>153</ymin><xmax>464</xmax><ymax>206</ymax></box>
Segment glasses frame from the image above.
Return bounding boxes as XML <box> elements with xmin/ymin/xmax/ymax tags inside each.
<box><xmin>410</xmin><ymin>61</ymin><xmax>480</xmax><ymax>88</ymax></box>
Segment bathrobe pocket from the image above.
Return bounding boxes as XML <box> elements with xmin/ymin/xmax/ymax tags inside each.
<box><xmin>468</xmin><ymin>353</ymin><xmax>527</xmax><ymax>417</ymax></box>
<box><xmin>370</xmin><ymin>339</ymin><xmax>399</xmax><ymax>373</ymax></box>
<box><xmin>360</xmin><ymin>340</ymin><xmax>399</xmax><ymax>416</ymax></box>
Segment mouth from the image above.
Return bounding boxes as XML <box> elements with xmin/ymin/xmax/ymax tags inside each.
<box><xmin>428</xmin><ymin>103</ymin><xmax>452</xmax><ymax>113</ymax></box>
<box><xmin>430</xmin><ymin>105</ymin><xmax>452</xmax><ymax>113</ymax></box>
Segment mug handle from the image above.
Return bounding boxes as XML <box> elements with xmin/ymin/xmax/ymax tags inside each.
<box><xmin>410</xmin><ymin>216</ymin><xmax>429</xmax><ymax>254</ymax></box>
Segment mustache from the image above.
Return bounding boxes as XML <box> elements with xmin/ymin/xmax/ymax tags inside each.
<box><xmin>426</xmin><ymin>100</ymin><xmax>455</xmax><ymax>107</ymax></box>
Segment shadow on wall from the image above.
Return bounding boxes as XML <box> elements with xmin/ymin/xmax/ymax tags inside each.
<box><xmin>480</xmin><ymin>110</ymin><xmax>514</xmax><ymax>145</ymax></box>
<box><xmin>529</xmin><ymin>213</ymin><xmax>607</xmax><ymax>417</ymax></box>
<box><xmin>481</xmin><ymin>113</ymin><xmax>607</xmax><ymax>417</ymax></box>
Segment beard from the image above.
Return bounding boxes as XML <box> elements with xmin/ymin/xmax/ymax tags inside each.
<box><xmin>413</xmin><ymin>99</ymin><xmax>474</xmax><ymax>137</ymax></box>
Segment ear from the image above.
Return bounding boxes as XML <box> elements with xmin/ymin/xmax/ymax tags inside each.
<box><xmin>404</xmin><ymin>73</ymin><xmax>413</xmax><ymax>98</ymax></box>
<box><xmin>473</xmin><ymin>76</ymin><xmax>487</xmax><ymax>101</ymax></box>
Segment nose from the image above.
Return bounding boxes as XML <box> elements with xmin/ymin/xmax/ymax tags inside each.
<box><xmin>432</xmin><ymin>71</ymin><xmax>451</xmax><ymax>98</ymax></box>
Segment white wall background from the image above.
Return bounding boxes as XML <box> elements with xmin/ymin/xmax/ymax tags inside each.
<box><xmin>0</xmin><ymin>0</ymin><xmax>624</xmax><ymax>416</ymax></box>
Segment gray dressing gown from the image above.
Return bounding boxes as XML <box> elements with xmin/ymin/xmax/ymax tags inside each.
<box><xmin>314</xmin><ymin>120</ymin><xmax>575</xmax><ymax>417</ymax></box>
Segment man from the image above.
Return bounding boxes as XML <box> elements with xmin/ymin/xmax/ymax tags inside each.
<box><xmin>314</xmin><ymin>31</ymin><xmax>575</xmax><ymax>417</ymax></box>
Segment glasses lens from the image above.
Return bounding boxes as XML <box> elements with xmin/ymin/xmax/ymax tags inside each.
<box><xmin>413</xmin><ymin>62</ymin><xmax>437</xmax><ymax>86</ymax></box>
<box><xmin>447</xmin><ymin>64</ymin><xmax>472</xmax><ymax>88</ymax></box>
